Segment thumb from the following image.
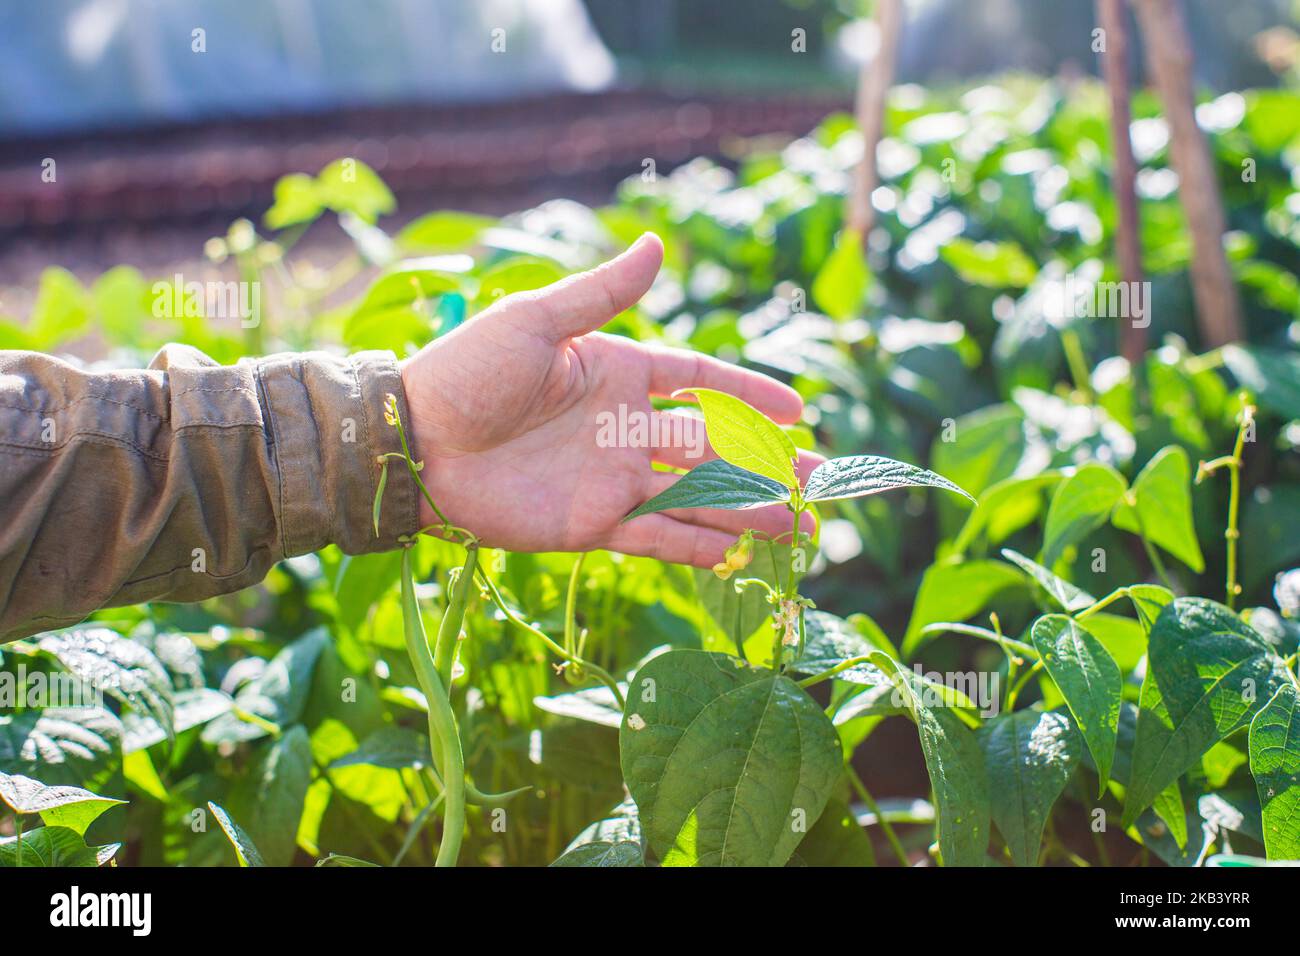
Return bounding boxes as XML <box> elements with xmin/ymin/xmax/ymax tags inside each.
<box><xmin>520</xmin><ymin>232</ymin><xmax>663</xmax><ymax>342</ymax></box>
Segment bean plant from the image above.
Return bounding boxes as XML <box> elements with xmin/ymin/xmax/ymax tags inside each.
<box><xmin>2</xmin><ymin>77</ymin><xmax>1299</xmax><ymax>868</ymax></box>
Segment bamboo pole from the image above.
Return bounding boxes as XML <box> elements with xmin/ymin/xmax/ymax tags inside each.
<box><xmin>1132</xmin><ymin>0</ymin><xmax>1244</xmax><ymax>347</ymax></box>
<box><xmin>1096</xmin><ymin>0</ymin><xmax>1147</xmax><ymax>369</ymax></box>
<box><xmin>846</xmin><ymin>0</ymin><xmax>905</xmax><ymax>250</ymax></box>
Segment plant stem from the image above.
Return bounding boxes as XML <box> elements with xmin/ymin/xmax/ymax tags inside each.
<box><xmin>1060</xmin><ymin>328</ymin><xmax>1095</xmax><ymax>404</ymax></box>
<box><xmin>1131</xmin><ymin>505</ymin><xmax>1173</xmax><ymax>591</ymax></box>
<box><xmin>1199</xmin><ymin>405</ymin><xmax>1253</xmax><ymax>609</ymax></box>
<box><xmin>1076</xmin><ymin>587</ymin><xmax>1130</xmax><ymax>619</ymax></box>
<box><xmin>476</xmin><ymin>569</ymin><xmax>625</xmax><ymax>708</ymax></box>
<box><xmin>1224</xmin><ymin>413</ymin><xmax>1248</xmax><ymax>609</ymax></box>
<box><xmin>400</xmin><ymin>548</ymin><xmax>465</xmax><ymax>867</ymax></box>
<box><xmin>797</xmin><ymin>654</ymin><xmax>875</xmax><ymax>688</ymax></box>
<box><xmin>1005</xmin><ymin>660</ymin><xmax>1044</xmax><ymax>711</ymax></box>
<box><xmin>918</xmin><ymin>622</ymin><xmax>1037</xmax><ymax>659</ymax></box>
<box><xmin>847</xmin><ymin>766</ymin><xmax>909</xmax><ymax>867</ymax></box>
<box><xmin>774</xmin><ymin>501</ymin><xmax>806</xmax><ymax>666</ymax></box>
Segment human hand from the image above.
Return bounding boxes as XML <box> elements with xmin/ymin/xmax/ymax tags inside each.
<box><xmin>399</xmin><ymin>234</ymin><xmax>819</xmax><ymax>568</ymax></box>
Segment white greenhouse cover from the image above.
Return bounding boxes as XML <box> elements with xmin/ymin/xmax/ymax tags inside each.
<box><xmin>0</xmin><ymin>0</ymin><xmax>617</xmax><ymax>133</ymax></box>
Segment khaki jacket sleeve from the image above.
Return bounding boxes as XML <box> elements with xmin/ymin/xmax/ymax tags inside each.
<box><xmin>0</xmin><ymin>344</ymin><xmax>418</xmax><ymax>641</ymax></box>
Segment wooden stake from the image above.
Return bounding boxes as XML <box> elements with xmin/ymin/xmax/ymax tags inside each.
<box><xmin>846</xmin><ymin>0</ymin><xmax>905</xmax><ymax>249</ymax></box>
<box><xmin>1096</xmin><ymin>0</ymin><xmax>1147</xmax><ymax>369</ymax></box>
<box><xmin>1132</xmin><ymin>0</ymin><xmax>1244</xmax><ymax>347</ymax></box>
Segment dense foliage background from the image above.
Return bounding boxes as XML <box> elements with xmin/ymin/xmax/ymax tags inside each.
<box><xmin>2</xmin><ymin>74</ymin><xmax>1299</xmax><ymax>867</ymax></box>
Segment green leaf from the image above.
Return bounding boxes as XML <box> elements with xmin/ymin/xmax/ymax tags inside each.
<box><xmin>811</xmin><ymin>228</ymin><xmax>870</xmax><ymax>320</ymax></box>
<box><xmin>37</xmin><ymin>629</ymin><xmax>174</xmax><ymax>740</ymax></box>
<box><xmin>978</xmin><ymin>709</ymin><xmax>1080</xmax><ymax>867</ymax></box>
<box><xmin>950</xmin><ymin>472</ymin><xmax>1063</xmax><ymax>554</ymax></box>
<box><xmin>788</xmin><ymin>796</ymin><xmax>875</xmax><ymax>866</ymax></box>
<box><xmin>620</xmin><ymin>650</ymin><xmax>841</xmax><ymax>866</ymax></box>
<box><xmin>802</xmin><ymin>455</ymin><xmax>973</xmax><ymax>504</ymax></box>
<box><xmin>929</xmin><ymin>404</ymin><xmax>1026</xmax><ymax>505</ymax></box>
<box><xmin>1113</xmin><ymin>446</ymin><xmax>1205</xmax><ymax>572</ymax></box>
<box><xmin>1127</xmin><ymin>583</ymin><xmax>1175</xmax><ymax>632</ymax></box>
<box><xmin>940</xmin><ymin>238</ymin><xmax>1038</xmax><ymax>288</ymax></box>
<box><xmin>208</xmin><ymin>801</ymin><xmax>266</xmax><ymax>867</ymax></box>
<box><xmin>902</xmin><ymin>560</ymin><xmax>1027</xmax><ymax>656</ymax></box>
<box><xmin>202</xmin><ymin>629</ymin><xmax>329</xmax><ymax>744</ymax></box>
<box><xmin>344</xmin><ymin>269</ymin><xmax>460</xmax><ymax>351</ymax></box>
<box><xmin>316</xmin><ymin>853</ymin><xmax>381</xmax><ymax>867</ymax></box>
<box><xmin>121</xmin><ymin>687</ymin><xmax>233</xmax><ymax>753</ymax></box>
<box><xmin>122</xmin><ymin>750</ymin><xmax>169</xmax><ymax>803</ymax></box>
<box><xmin>790</xmin><ymin>610</ymin><xmax>891</xmax><ymax>687</ymax></box>
<box><xmin>264</xmin><ymin>173</ymin><xmax>324</xmax><ymax>230</ymax></box>
<box><xmin>1001</xmin><ymin>548</ymin><xmax>1095</xmax><ymax>612</ymax></box>
<box><xmin>1222</xmin><ymin>345</ymin><xmax>1300</xmax><ymax>421</ymax></box>
<box><xmin>870</xmin><ymin>653</ymin><xmax>989</xmax><ymax>866</ymax></box>
<box><xmin>397</xmin><ymin>211</ymin><xmax>495</xmax><ymax>252</ymax></box>
<box><xmin>0</xmin><ymin>707</ymin><xmax>123</xmax><ymax>787</ymax></box>
<box><xmin>1040</xmin><ymin>463</ymin><xmax>1128</xmax><ymax>566</ymax></box>
<box><xmin>1249</xmin><ymin>682</ymin><xmax>1300</xmax><ymax>860</ymax></box>
<box><xmin>533</xmin><ymin>685</ymin><xmax>626</xmax><ymax>729</ymax></box>
<box><xmin>0</xmin><ymin>826</ymin><xmax>118</xmax><ymax>867</ymax></box>
<box><xmin>1123</xmin><ymin>599</ymin><xmax>1290</xmax><ymax>827</ymax></box>
<box><xmin>372</xmin><ymin>458</ymin><xmax>388</xmax><ymax>537</ymax></box>
<box><xmin>676</xmin><ymin>388</ymin><xmax>799</xmax><ymax>490</ymax></box>
<box><xmin>832</xmin><ymin>662</ymin><xmax>978</xmax><ymax>728</ymax></box>
<box><xmin>0</xmin><ymin>773</ymin><xmax>124</xmax><ymax>836</ymax></box>
<box><xmin>625</xmin><ymin>459</ymin><xmax>789</xmax><ymax>520</ymax></box>
<box><xmin>28</xmin><ymin>267</ymin><xmax>90</xmax><ymax>345</ymax></box>
<box><xmin>1080</xmin><ymin>612</ymin><xmax>1146</xmax><ymax>674</ymax></box>
<box><xmin>550</xmin><ymin>841</ymin><xmax>644</xmax><ymax>866</ymax></box>
<box><xmin>1152</xmin><ymin>781</ymin><xmax>1189</xmax><ymax>851</ymax></box>
<box><xmin>551</xmin><ymin>797</ymin><xmax>644</xmax><ymax>867</ymax></box>
<box><xmin>330</xmin><ymin>726</ymin><xmax>429</xmax><ymax>771</ymax></box>
<box><xmin>1243</xmin><ymin>485</ymin><xmax>1300</xmax><ymax>593</ymax></box>
<box><xmin>475</xmin><ymin>257</ymin><xmax>567</xmax><ymax>303</ymax></box>
<box><xmin>1030</xmin><ymin>615</ymin><xmax>1121</xmax><ymax>794</ymax></box>
<box><xmin>351</xmin><ymin>270</ymin><xmax>460</xmax><ymax>324</ymax></box>
<box><xmin>315</xmin><ymin>159</ymin><xmax>395</xmax><ymax>224</ymax></box>
<box><xmin>233</xmin><ymin>726</ymin><xmax>312</xmax><ymax>866</ymax></box>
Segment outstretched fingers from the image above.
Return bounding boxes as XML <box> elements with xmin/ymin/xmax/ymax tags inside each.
<box><xmin>603</xmin><ymin>513</ymin><xmax>735</xmax><ymax>570</ymax></box>
<box><xmin>644</xmin><ymin>345</ymin><xmax>804</xmax><ymax>425</ymax></box>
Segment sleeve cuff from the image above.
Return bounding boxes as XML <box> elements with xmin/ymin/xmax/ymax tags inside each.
<box><xmin>255</xmin><ymin>350</ymin><xmax>419</xmax><ymax>557</ymax></box>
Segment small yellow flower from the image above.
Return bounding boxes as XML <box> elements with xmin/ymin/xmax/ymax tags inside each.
<box><xmin>712</xmin><ymin>561</ymin><xmax>734</xmax><ymax>580</ymax></box>
<box><xmin>724</xmin><ymin>531</ymin><xmax>754</xmax><ymax>572</ymax></box>
<box><xmin>383</xmin><ymin>393</ymin><xmax>399</xmax><ymax>427</ymax></box>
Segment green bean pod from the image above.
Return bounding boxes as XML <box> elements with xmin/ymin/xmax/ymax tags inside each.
<box><xmin>433</xmin><ymin>544</ymin><xmax>479</xmax><ymax>689</ymax></box>
<box><xmin>400</xmin><ymin>547</ymin><xmax>466</xmax><ymax>867</ymax></box>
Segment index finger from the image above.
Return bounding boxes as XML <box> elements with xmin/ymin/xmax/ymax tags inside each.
<box><xmin>643</xmin><ymin>344</ymin><xmax>804</xmax><ymax>425</ymax></box>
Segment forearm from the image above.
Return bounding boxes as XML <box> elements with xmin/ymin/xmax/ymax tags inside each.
<box><xmin>0</xmin><ymin>344</ymin><xmax>417</xmax><ymax>641</ymax></box>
